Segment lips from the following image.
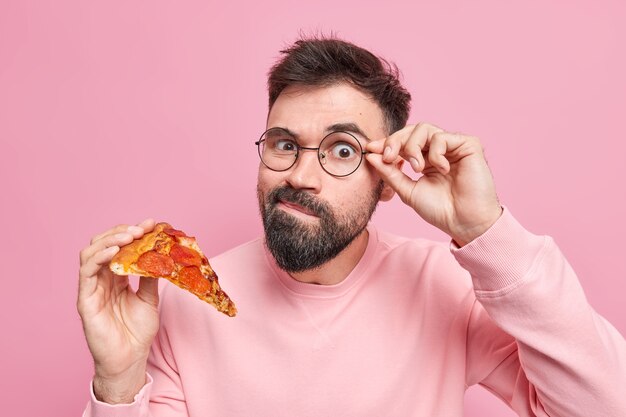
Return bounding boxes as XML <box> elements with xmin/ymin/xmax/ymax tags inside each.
<box><xmin>278</xmin><ymin>199</ymin><xmax>318</xmax><ymax>217</ymax></box>
<box><xmin>265</xmin><ymin>185</ymin><xmax>328</xmax><ymax>220</ymax></box>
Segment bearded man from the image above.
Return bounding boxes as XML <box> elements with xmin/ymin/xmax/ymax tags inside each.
<box><xmin>78</xmin><ymin>37</ymin><xmax>626</xmax><ymax>417</ymax></box>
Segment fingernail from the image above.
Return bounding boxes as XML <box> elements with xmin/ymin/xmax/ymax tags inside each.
<box><xmin>383</xmin><ymin>146</ymin><xmax>392</xmax><ymax>160</ymax></box>
<box><xmin>107</xmin><ymin>246</ymin><xmax>120</xmax><ymax>254</ymax></box>
<box><xmin>410</xmin><ymin>157</ymin><xmax>420</xmax><ymax>172</ymax></box>
<box><xmin>115</xmin><ymin>232</ymin><xmax>131</xmax><ymax>240</ymax></box>
<box><xmin>127</xmin><ymin>226</ymin><xmax>143</xmax><ymax>234</ymax></box>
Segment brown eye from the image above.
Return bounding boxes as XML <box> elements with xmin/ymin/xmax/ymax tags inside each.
<box><xmin>275</xmin><ymin>139</ymin><xmax>297</xmax><ymax>152</ymax></box>
<box><xmin>331</xmin><ymin>142</ymin><xmax>357</xmax><ymax>159</ymax></box>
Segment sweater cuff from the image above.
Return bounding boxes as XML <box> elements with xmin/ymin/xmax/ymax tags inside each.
<box><xmin>449</xmin><ymin>206</ymin><xmax>548</xmax><ymax>293</ymax></box>
<box><xmin>85</xmin><ymin>373</ymin><xmax>153</xmax><ymax>417</ymax></box>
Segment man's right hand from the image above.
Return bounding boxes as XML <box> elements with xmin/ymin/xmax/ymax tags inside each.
<box><xmin>77</xmin><ymin>218</ymin><xmax>159</xmax><ymax>404</ymax></box>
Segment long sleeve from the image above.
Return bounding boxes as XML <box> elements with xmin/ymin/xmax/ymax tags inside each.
<box><xmin>82</xmin><ymin>374</ymin><xmax>154</xmax><ymax>417</ymax></box>
<box><xmin>452</xmin><ymin>207</ymin><xmax>626</xmax><ymax>416</ymax></box>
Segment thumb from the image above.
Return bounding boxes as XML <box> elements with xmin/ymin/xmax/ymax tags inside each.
<box><xmin>137</xmin><ymin>276</ymin><xmax>160</xmax><ymax>307</ymax></box>
<box><xmin>366</xmin><ymin>153</ymin><xmax>415</xmax><ymax>204</ymax></box>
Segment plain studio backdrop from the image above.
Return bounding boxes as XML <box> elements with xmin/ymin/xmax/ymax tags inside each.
<box><xmin>1</xmin><ymin>1</ymin><xmax>624</xmax><ymax>416</ymax></box>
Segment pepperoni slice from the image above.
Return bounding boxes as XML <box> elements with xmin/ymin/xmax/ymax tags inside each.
<box><xmin>137</xmin><ymin>251</ymin><xmax>175</xmax><ymax>277</ymax></box>
<box><xmin>169</xmin><ymin>244</ymin><xmax>202</xmax><ymax>267</ymax></box>
<box><xmin>178</xmin><ymin>266</ymin><xmax>210</xmax><ymax>294</ymax></box>
<box><xmin>163</xmin><ymin>228</ymin><xmax>187</xmax><ymax>237</ymax></box>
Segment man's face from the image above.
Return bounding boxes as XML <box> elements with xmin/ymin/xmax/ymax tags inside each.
<box><xmin>257</xmin><ymin>82</ymin><xmax>391</xmax><ymax>273</ymax></box>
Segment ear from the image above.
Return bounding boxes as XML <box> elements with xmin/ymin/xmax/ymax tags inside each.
<box><xmin>378</xmin><ymin>159</ymin><xmax>404</xmax><ymax>202</ymax></box>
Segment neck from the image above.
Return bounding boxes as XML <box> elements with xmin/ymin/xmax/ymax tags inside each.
<box><xmin>289</xmin><ymin>228</ymin><xmax>370</xmax><ymax>286</ymax></box>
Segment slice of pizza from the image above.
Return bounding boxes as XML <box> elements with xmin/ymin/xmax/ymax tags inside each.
<box><xmin>109</xmin><ymin>222</ymin><xmax>237</xmax><ymax>317</ymax></box>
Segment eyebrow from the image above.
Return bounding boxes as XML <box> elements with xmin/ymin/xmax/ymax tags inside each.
<box><xmin>267</xmin><ymin>122</ymin><xmax>371</xmax><ymax>141</ymax></box>
<box><xmin>326</xmin><ymin>122</ymin><xmax>371</xmax><ymax>141</ymax></box>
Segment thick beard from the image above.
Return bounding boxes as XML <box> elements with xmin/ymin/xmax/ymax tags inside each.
<box><xmin>258</xmin><ymin>183</ymin><xmax>383</xmax><ymax>273</ymax></box>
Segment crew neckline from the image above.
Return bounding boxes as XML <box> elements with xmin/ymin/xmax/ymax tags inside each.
<box><xmin>263</xmin><ymin>224</ymin><xmax>379</xmax><ymax>298</ymax></box>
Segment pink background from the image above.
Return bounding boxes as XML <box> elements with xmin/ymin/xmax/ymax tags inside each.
<box><xmin>1</xmin><ymin>1</ymin><xmax>624</xmax><ymax>415</ymax></box>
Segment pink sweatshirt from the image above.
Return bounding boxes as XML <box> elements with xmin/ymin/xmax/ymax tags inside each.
<box><xmin>83</xmin><ymin>208</ymin><xmax>626</xmax><ymax>416</ymax></box>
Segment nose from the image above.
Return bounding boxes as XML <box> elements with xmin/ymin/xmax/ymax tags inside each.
<box><xmin>285</xmin><ymin>149</ymin><xmax>322</xmax><ymax>192</ymax></box>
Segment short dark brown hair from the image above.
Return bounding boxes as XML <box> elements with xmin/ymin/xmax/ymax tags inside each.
<box><xmin>267</xmin><ymin>36</ymin><xmax>411</xmax><ymax>134</ymax></box>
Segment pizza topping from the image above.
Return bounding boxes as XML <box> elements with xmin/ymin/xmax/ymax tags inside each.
<box><xmin>169</xmin><ymin>243</ymin><xmax>202</xmax><ymax>267</ymax></box>
<box><xmin>178</xmin><ymin>266</ymin><xmax>210</xmax><ymax>294</ymax></box>
<box><xmin>164</xmin><ymin>227</ymin><xmax>187</xmax><ymax>237</ymax></box>
<box><xmin>137</xmin><ymin>250</ymin><xmax>175</xmax><ymax>277</ymax></box>
<box><xmin>154</xmin><ymin>237</ymin><xmax>171</xmax><ymax>255</ymax></box>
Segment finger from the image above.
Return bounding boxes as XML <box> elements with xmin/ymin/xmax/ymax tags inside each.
<box><xmin>82</xmin><ymin>219</ymin><xmax>156</xmax><ymax>264</ymax></box>
<box><xmin>137</xmin><ymin>218</ymin><xmax>156</xmax><ymax>232</ymax></box>
<box><xmin>78</xmin><ymin>245</ymin><xmax>120</xmax><ymax>298</ymax></box>
<box><xmin>367</xmin><ymin>123</ymin><xmax>444</xmax><ymax>169</ymax></box>
<box><xmin>79</xmin><ymin>246</ymin><xmax>120</xmax><ymax>279</ymax></box>
<box><xmin>137</xmin><ymin>276</ymin><xmax>160</xmax><ymax>307</ymax></box>
<box><xmin>366</xmin><ymin>138</ymin><xmax>386</xmax><ymax>154</ymax></box>
<box><xmin>383</xmin><ymin>125</ymin><xmax>415</xmax><ymax>163</ymax></box>
<box><xmin>365</xmin><ymin>153</ymin><xmax>415</xmax><ymax>204</ymax></box>
<box><xmin>427</xmin><ymin>132</ymin><xmax>467</xmax><ymax>174</ymax></box>
<box><xmin>89</xmin><ymin>218</ymin><xmax>156</xmax><ymax>246</ymax></box>
<box><xmin>81</xmin><ymin>231</ymin><xmax>136</xmax><ymax>265</ymax></box>
<box><xmin>365</xmin><ymin>125</ymin><xmax>412</xmax><ymax>158</ymax></box>
<box><xmin>428</xmin><ymin>133</ymin><xmax>450</xmax><ymax>174</ymax></box>
<box><xmin>126</xmin><ymin>218</ymin><xmax>156</xmax><ymax>241</ymax></box>
<box><xmin>90</xmin><ymin>224</ymin><xmax>131</xmax><ymax>245</ymax></box>
<box><xmin>123</xmin><ymin>218</ymin><xmax>156</xmax><ymax>243</ymax></box>
<box><xmin>399</xmin><ymin>124</ymin><xmax>434</xmax><ymax>172</ymax></box>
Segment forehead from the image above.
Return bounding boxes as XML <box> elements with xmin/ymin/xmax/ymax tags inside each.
<box><xmin>267</xmin><ymin>83</ymin><xmax>386</xmax><ymax>140</ymax></box>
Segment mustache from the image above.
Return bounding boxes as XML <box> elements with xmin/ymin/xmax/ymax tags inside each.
<box><xmin>267</xmin><ymin>186</ymin><xmax>331</xmax><ymax>218</ymax></box>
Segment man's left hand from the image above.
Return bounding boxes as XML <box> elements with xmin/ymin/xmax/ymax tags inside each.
<box><xmin>365</xmin><ymin>122</ymin><xmax>503</xmax><ymax>247</ymax></box>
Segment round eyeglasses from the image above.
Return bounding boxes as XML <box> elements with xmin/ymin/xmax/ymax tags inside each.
<box><xmin>255</xmin><ymin>128</ymin><xmax>369</xmax><ymax>177</ymax></box>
